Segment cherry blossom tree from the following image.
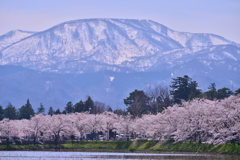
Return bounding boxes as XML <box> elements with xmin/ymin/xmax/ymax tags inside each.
<box><xmin>0</xmin><ymin>95</ymin><xmax>239</xmax><ymax>145</ymax></box>
<box><xmin>206</xmin><ymin>95</ymin><xmax>240</xmax><ymax>144</ymax></box>
<box><xmin>71</xmin><ymin>112</ymin><xmax>89</xmax><ymax>140</ymax></box>
<box><xmin>85</xmin><ymin>114</ymin><xmax>103</xmax><ymax>134</ymax></box>
<box><xmin>45</xmin><ymin>114</ymin><xmax>70</xmax><ymax>147</ymax></box>
<box><xmin>115</xmin><ymin>113</ymin><xmax>135</xmax><ymax>140</ymax></box>
<box><xmin>133</xmin><ymin>114</ymin><xmax>156</xmax><ymax>138</ymax></box>
<box><xmin>99</xmin><ymin>111</ymin><xmax>118</xmax><ymax>140</ymax></box>
<box><xmin>28</xmin><ymin>113</ymin><xmax>47</xmax><ymax>145</ymax></box>
<box><xmin>0</xmin><ymin>118</ymin><xmax>27</xmax><ymax>144</ymax></box>
<box><xmin>171</xmin><ymin>99</ymin><xmax>213</xmax><ymax>143</ymax></box>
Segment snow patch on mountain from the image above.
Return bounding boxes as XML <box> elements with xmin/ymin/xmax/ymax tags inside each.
<box><xmin>110</xmin><ymin>77</ymin><xmax>114</xmax><ymax>82</ymax></box>
<box><xmin>223</xmin><ymin>51</ymin><xmax>237</xmax><ymax>61</ymax></box>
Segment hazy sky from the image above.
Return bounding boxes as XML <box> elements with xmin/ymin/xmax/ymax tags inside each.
<box><xmin>0</xmin><ymin>0</ymin><xmax>240</xmax><ymax>43</ymax></box>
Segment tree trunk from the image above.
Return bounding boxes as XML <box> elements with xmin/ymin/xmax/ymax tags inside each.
<box><xmin>54</xmin><ymin>135</ymin><xmax>59</xmax><ymax>149</ymax></box>
<box><xmin>33</xmin><ymin>136</ymin><xmax>36</xmax><ymax>146</ymax></box>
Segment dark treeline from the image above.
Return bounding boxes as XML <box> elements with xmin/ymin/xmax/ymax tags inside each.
<box><xmin>1</xmin><ymin>75</ymin><xmax>240</xmax><ymax>120</ymax></box>
<box><xmin>0</xmin><ymin>96</ymin><xmax>113</xmax><ymax>121</ymax></box>
<box><xmin>124</xmin><ymin>75</ymin><xmax>240</xmax><ymax>117</ymax></box>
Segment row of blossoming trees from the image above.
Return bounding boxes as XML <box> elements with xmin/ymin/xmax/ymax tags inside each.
<box><xmin>0</xmin><ymin>94</ymin><xmax>239</xmax><ymax>145</ymax></box>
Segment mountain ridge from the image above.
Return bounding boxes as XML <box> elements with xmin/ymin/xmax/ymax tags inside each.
<box><xmin>0</xmin><ymin>18</ymin><xmax>239</xmax><ymax>73</ymax></box>
<box><xmin>0</xmin><ymin>18</ymin><xmax>239</xmax><ymax>110</ymax></box>
<box><xmin>0</xmin><ymin>29</ymin><xmax>36</xmax><ymax>51</ymax></box>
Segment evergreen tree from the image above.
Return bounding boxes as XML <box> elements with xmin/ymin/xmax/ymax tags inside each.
<box><xmin>16</xmin><ymin>109</ymin><xmax>20</xmax><ymax>119</ymax></box>
<box><xmin>4</xmin><ymin>103</ymin><xmax>18</xmax><ymax>120</ymax></box>
<box><xmin>64</xmin><ymin>101</ymin><xmax>74</xmax><ymax>114</ymax></box>
<box><xmin>188</xmin><ymin>81</ymin><xmax>202</xmax><ymax>100</ymax></box>
<box><xmin>107</xmin><ymin>106</ymin><xmax>113</xmax><ymax>112</ymax></box>
<box><xmin>55</xmin><ymin>108</ymin><xmax>61</xmax><ymax>114</ymax></box>
<box><xmin>74</xmin><ymin>100</ymin><xmax>85</xmax><ymax>113</ymax></box>
<box><xmin>170</xmin><ymin>75</ymin><xmax>200</xmax><ymax>104</ymax></box>
<box><xmin>217</xmin><ymin>87</ymin><xmax>233</xmax><ymax>99</ymax></box>
<box><xmin>170</xmin><ymin>75</ymin><xmax>190</xmax><ymax>103</ymax></box>
<box><xmin>234</xmin><ymin>88</ymin><xmax>240</xmax><ymax>95</ymax></box>
<box><xmin>19</xmin><ymin>99</ymin><xmax>35</xmax><ymax>119</ymax></box>
<box><xmin>85</xmin><ymin>96</ymin><xmax>94</xmax><ymax>113</ymax></box>
<box><xmin>0</xmin><ymin>105</ymin><xmax>4</xmax><ymax>120</ymax></box>
<box><xmin>62</xmin><ymin>110</ymin><xmax>67</xmax><ymax>114</ymax></box>
<box><xmin>37</xmin><ymin>103</ymin><xmax>45</xmax><ymax>115</ymax></box>
<box><xmin>208</xmin><ymin>82</ymin><xmax>216</xmax><ymax>91</ymax></box>
<box><xmin>48</xmin><ymin>106</ymin><xmax>55</xmax><ymax>116</ymax></box>
<box><xmin>124</xmin><ymin>89</ymin><xmax>149</xmax><ymax>117</ymax></box>
<box><xmin>204</xmin><ymin>83</ymin><xmax>218</xmax><ymax>100</ymax></box>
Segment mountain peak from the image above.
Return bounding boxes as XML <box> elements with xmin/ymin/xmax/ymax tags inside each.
<box><xmin>0</xmin><ymin>18</ymin><xmax>239</xmax><ymax>110</ymax></box>
<box><xmin>0</xmin><ymin>18</ymin><xmax>239</xmax><ymax>73</ymax></box>
<box><xmin>0</xmin><ymin>29</ymin><xmax>36</xmax><ymax>51</ymax></box>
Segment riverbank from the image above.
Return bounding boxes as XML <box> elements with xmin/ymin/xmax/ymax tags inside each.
<box><xmin>0</xmin><ymin>140</ymin><xmax>240</xmax><ymax>155</ymax></box>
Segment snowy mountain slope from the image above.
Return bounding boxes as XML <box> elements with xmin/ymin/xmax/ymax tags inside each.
<box><xmin>0</xmin><ymin>18</ymin><xmax>240</xmax><ymax>110</ymax></box>
<box><xmin>147</xmin><ymin>44</ymin><xmax>240</xmax><ymax>69</ymax></box>
<box><xmin>0</xmin><ymin>19</ymin><xmax>238</xmax><ymax>73</ymax></box>
<box><xmin>0</xmin><ymin>30</ymin><xmax>36</xmax><ymax>51</ymax></box>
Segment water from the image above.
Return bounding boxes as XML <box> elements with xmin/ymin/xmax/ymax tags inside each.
<box><xmin>0</xmin><ymin>151</ymin><xmax>238</xmax><ymax>160</ymax></box>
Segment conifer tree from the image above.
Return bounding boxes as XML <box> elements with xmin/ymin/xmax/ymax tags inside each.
<box><xmin>0</xmin><ymin>105</ymin><xmax>4</xmax><ymax>120</ymax></box>
<box><xmin>62</xmin><ymin>110</ymin><xmax>67</xmax><ymax>114</ymax></box>
<box><xmin>107</xmin><ymin>106</ymin><xmax>113</xmax><ymax>112</ymax></box>
<box><xmin>170</xmin><ymin>75</ymin><xmax>201</xmax><ymax>104</ymax></box>
<box><xmin>74</xmin><ymin>100</ymin><xmax>85</xmax><ymax>113</ymax></box>
<box><xmin>217</xmin><ymin>87</ymin><xmax>233</xmax><ymax>99</ymax></box>
<box><xmin>85</xmin><ymin>96</ymin><xmax>94</xmax><ymax>113</ymax></box>
<box><xmin>55</xmin><ymin>108</ymin><xmax>61</xmax><ymax>114</ymax></box>
<box><xmin>4</xmin><ymin>103</ymin><xmax>18</xmax><ymax>119</ymax></box>
<box><xmin>235</xmin><ymin>88</ymin><xmax>240</xmax><ymax>95</ymax></box>
<box><xmin>188</xmin><ymin>81</ymin><xmax>202</xmax><ymax>100</ymax></box>
<box><xmin>64</xmin><ymin>101</ymin><xmax>74</xmax><ymax>114</ymax></box>
<box><xmin>37</xmin><ymin>103</ymin><xmax>45</xmax><ymax>115</ymax></box>
<box><xmin>19</xmin><ymin>99</ymin><xmax>35</xmax><ymax>119</ymax></box>
<box><xmin>48</xmin><ymin>106</ymin><xmax>55</xmax><ymax>116</ymax></box>
<box><xmin>124</xmin><ymin>89</ymin><xmax>149</xmax><ymax>117</ymax></box>
<box><xmin>204</xmin><ymin>83</ymin><xmax>218</xmax><ymax>100</ymax></box>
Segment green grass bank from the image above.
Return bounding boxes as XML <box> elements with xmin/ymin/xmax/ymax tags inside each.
<box><xmin>0</xmin><ymin>141</ymin><xmax>240</xmax><ymax>155</ymax></box>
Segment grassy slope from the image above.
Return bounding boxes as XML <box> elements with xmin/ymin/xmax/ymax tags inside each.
<box><xmin>151</xmin><ymin>141</ymin><xmax>240</xmax><ymax>154</ymax></box>
<box><xmin>0</xmin><ymin>141</ymin><xmax>239</xmax><ymax>154</ymax></box>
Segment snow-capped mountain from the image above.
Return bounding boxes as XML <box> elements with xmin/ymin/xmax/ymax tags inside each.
<box><xmin>0</xmin><ymin>18</ymin><xmax>239</xmax><ymax>110</ymax></box>
<box><xmin>0</xmin><ymin>19</ymin><xmax>239</xmax><ymax>73</ymax></box>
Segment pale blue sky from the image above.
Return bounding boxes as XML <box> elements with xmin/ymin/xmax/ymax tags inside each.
<box><xmin>0</xmin><ymin>0</ymin><xmax>240</xmax><ymax>43</ymax></box>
